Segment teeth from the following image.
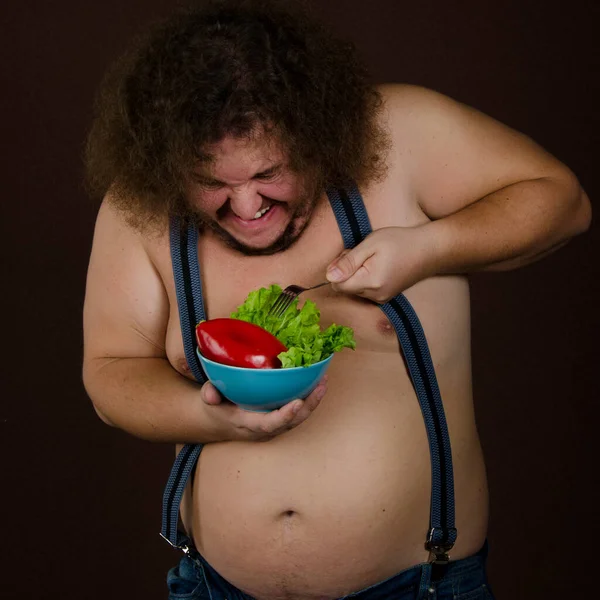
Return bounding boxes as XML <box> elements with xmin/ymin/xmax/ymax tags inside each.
<box><xmin>252</xmin><ymin>205</ymin><xmax>271</xmax><ymax>219</ymax></box>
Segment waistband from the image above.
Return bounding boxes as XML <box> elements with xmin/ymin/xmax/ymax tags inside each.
<box><xmin>186</xmin><ymin>541</ymin><xmax>489</xmax><ymax>600</ymax></box>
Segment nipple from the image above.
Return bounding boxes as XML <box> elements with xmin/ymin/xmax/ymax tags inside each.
<box><xmin>376</xmin><ymin>318</ymin><xmax>395</xmax><ymax>336</ymax></box>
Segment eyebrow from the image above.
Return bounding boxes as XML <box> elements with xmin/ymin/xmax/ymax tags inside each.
<box><xmin>193</xmin><ymin>163</ymin><xmax>283</xmax><ymax>186</ymax></box>
<box><xmin>256</xmin><ymin>164</ymin><xmax>281</xmax><ymax>176</ymax></box>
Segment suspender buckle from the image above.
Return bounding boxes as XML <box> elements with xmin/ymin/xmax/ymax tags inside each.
<box><xmin>425</xmin><ymin>528</ymin><xmax>457</xmax><ymax>564</ymax></box>
<box><xmin>159</xmin><ymin>532</ymin><xmax>191</xmax><ymax>556</ymax></box>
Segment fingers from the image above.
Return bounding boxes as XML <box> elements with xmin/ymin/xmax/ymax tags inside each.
<box><xmin>255</xmin><ymin>399</ymin><xmax>304</xmax><ymax>435</ymax></box>
<box><xmin>200</xmin><ymin>382</ymin><xmax>223</xmax><ymax>405</ymax></box>
<box><xmin>326</xmin><ymin>243</ymin><xmax>375</xmax><ymax>294</ymax></box>
<box><xmin>326</xmin><ymin>249</ymin><xmax>353</xmax><ymax>282</ymax></box>
<box><xmin>233</xmin><ymin>376</ymin><xmax>328</xmax><ymax>439</ymax></box>
<box><xmin>325</xmin><ymin>250</ymin><xmax>354</xmax><ymax>283</ymax></box>
<box><xmin>285</xmin><ymin>378</ymin><xmax>327</xmax><ymax>428</ymax></box>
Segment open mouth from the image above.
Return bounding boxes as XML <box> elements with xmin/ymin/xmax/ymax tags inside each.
<box><xmin>217</xmin><ymin>200</ymin><xmax>277</xmax><ymax>226</ymax></box>
<box><xmin>252</xmin><ymin>204</ymin><xmax>273</xmax><ymax>220</ymax></box>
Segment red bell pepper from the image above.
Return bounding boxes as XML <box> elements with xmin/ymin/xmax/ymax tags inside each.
<box><xmin>195</xmin><ymin>318</ymin><xmax>287</xmax><ymax>369</ymax></box>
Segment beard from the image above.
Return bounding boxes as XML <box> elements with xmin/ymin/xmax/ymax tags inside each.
<box><xmin>185</xmin><ymin>185</ymin><xmax>322</xmax><ymax>256</ymax></box>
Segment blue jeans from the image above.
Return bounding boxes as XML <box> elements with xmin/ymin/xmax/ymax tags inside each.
<box><xmin>166</xmin><ymin>542</ymin><xmax>494</xmax><ymax>599</ymax></box>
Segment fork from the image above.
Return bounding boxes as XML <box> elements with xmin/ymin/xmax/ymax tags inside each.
<box><xmin>267</xmin><ymin>281</ymin><xmax>330</xmax><ymax>318</ymax></box>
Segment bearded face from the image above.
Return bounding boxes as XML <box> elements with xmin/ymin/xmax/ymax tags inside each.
<box><xmin>184</xmin><ymin>135</ymin><xmax>322</xmax><ymax>255</ymax></box>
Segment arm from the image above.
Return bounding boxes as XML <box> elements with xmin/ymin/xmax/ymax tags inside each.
<box><xmin>326</xmin><ymin>85</ymin><xmax>591</xmax><ymax>301</ymax></box>
<box><xmin>82</xmin><ymin>199</ymin><xmax>215</xmax><ymax>443</ymax></box>
<box><xmin>399</xmin><ymin>85</ymin><xmax>591</xmax><ymax>273</ymax></box>
<box><xmin>83</xmin><ymin>200</ymin><xmax>325</xmax><ymax>444</ymax></box>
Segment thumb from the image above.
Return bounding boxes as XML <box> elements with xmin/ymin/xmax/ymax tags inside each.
<box><xmin>327</xmin><ymin>245</ymin><xmax>371</xmax><ymax>283</ymax></box>
<box><xmin>200</xmin><ymin>382</ymin><xmax>222</xmax><ymax>405</ymax></box>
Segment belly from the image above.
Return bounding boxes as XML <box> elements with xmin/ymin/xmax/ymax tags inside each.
<box><xmin>189</xmin><ymin>350</ymin><xmax>489</xmax><ymax>599</ymax></box>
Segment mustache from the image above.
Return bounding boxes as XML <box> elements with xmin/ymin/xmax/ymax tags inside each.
<box><xmin>215</xmin><ymin>195</ymin><xmax>280</xmax><ymax>221</ymax></box>
<box><xmin>182</xmin><ymin>182</ymin><xmax>322</xmax><ymax>256</ymax></box>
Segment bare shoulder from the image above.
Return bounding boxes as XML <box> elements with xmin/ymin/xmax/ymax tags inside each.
<box><xmin>93</xmin><ymin>198</ymin><xmax>169</xmax><ymax>255</ymax></box>
<box><xmin>84</xmin><ymin>198</ymin><xmax>170</xmax><ymax>359</ymax></box>
<box><xmin>362</xmin><ymin>85</ymin><xmax>453</xmax><ymax>207</ymax></box>
<box><xmin>376</xmin><ymin>83</ymin><xmax>481</xmax><ymax>151</ymax></box>
<box><xmin>352</xmin><ymin>86</ymin><xmax>446</xmax><ymax>226</ymax></box>
<box><xmin>375</xmin><ymin>83</ymin><xmax>574</xmax><ymax>218</ymax></box>
<box><xmin>376</xmin><ymin>82</ymin><xmax>549</xmax><ymax>159</ymax></box>
<box><xmin>91</xmin><ymin>198</ymin><xmax>173</xmax><ymax>283</ymax></box>
<box><xmin>377</xmin><ymin>84</ymin><xmax>456</xmax><ymax>119</ymax></box>
<box><xmin>373</xmin><ymin>83</ymin><xmax>465</xmax><ymax>189</ymax></box>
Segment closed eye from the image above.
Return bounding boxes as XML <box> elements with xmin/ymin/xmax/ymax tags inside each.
<box><xmin>254</xmin><ymin>167</ymin><xmax>281</xmax><ymax>181</ymax></box>
<box><xmin>196</xmin><ymin>179</ymin><xmax>224</xmax><ymax>190</ymax></box>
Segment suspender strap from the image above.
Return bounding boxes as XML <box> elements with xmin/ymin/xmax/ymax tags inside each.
<box><xmin>161</xmin><ymin>218</ymin><xmax>207</xmax><ymax>550</ymax></box>
<box><xmin>169</xmin><ymin>218</ymin><xmax>207</xmax><ymax>383</ymax></box>
<box><xmin>326</xmin><ymin>187</ymin><xmax>373</xmax><ymax>247</ymax></box>
<box><xmin>327</xmin><ymin>186</ymin><xmax>457</xmax><ymax>562</ymax></box>
<box><xmin>381</xmin><ymin>298</ymin><xmax>457</xmax><ymax>558</ymax></box>
<box><xmin>160</xmin><ymin>443</ymin><xmax>203</xmax><ymax>550</ymax></box>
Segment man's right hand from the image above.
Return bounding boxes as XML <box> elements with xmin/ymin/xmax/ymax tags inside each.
<box><xmin>200</xmin><ymin>376</ymin><xmax>328</xmax><ymax>441</ymax></box>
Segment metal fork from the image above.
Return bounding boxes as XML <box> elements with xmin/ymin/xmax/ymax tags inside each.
<box><xmin>268</xmin><ymin>281</ymin><xmax>330</xmax><ymax>318</ymax></box>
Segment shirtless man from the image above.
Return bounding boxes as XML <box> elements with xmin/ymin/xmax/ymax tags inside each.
<box><xmin>82</xmin><ymin>1</ymin><xmax>591</xmax><ymax>599</ymax></box>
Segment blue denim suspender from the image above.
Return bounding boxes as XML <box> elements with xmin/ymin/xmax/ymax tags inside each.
<box><xmin>326</xmin><ymin>186</ymin><xmax>457</xmax><ymax>563</ymax></box>
<box><xmin>161</xmin><ymin>185</ymin><xmax>458</xmax><ymax>564</ymax></box>
<box><xmin>160</xmin><ymin>220</ymin><xmax>205</xmax><ymax>554</ymax></box>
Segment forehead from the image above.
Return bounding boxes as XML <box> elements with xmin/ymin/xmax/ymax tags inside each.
<box><xmin>202</xmin><ymin>134</ymin><xmax>287</xmax><ymax>170</ymax></box>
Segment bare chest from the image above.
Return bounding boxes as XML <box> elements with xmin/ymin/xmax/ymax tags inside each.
<box><xmin>158</xmin><ymin>201</ymin><xmax>409</xmax><ymax>376</ymax></box>
<box><xmin>153</xmin><ymin>186</ymin><xmax>466</xmax><ymax>378</ymax></box>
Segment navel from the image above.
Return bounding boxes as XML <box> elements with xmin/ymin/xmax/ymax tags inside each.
<box><xmin>278</xmin><ymin>509</ymin><xmax>298</xmax><ymax>520</ymax></box>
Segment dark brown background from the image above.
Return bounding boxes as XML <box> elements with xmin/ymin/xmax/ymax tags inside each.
<box><xmin>2</xmin><ymin>1</ymin><xmax>598</xmax><ymax>598</ymax></box>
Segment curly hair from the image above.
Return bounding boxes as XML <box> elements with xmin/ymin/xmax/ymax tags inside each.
<box><xmin>84</xmin><ymin>0</ymin><xmax>390</xmax><ymax>231</ymax></box>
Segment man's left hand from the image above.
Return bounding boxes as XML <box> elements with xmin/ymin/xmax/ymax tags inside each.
<box><xmin>325</xmin><ymin>225</ymin><xmax>439</xmax><ymax>303</ymax></box>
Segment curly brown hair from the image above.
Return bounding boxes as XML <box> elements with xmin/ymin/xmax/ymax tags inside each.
<box><xmin>84</xmin><ymin>0</ymin><xmax>390</xmax><ymax>231</ymax></box>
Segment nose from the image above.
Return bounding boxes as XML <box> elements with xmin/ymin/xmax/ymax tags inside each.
<box><xmin>227</xmin><ymin>184</ymin><xmax>263</xmax><ymax>221</ymax></box>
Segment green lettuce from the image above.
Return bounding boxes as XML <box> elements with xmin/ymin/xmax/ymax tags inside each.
<box><xmin>230</xmin><ymin>284</ymin><xmax>356</xmax><ymax>368</ymax></box>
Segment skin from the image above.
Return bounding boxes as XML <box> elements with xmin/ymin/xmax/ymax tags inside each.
<box><xmin>187</xmin><ymin>134</ymin><xmax>321</xmax><ymax>256</ymax></box>
<box><xmin>83</xmin><ymin>84</ymin><xmax>591</xmax><ymax>599</ymax></box>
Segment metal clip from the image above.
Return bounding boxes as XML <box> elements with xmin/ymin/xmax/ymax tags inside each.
<box><xmin>425</xmin><ymin>528</ymin><xmax>456</xmax><ymax>564</ymax></box>
<box><xmin>427</xmin><ymin>546</ymin><xmax>450</xmax><ymax>564</ymax></box>
<box><xmin>159</xmin><ymin>532</ymin><xmax>190</xmax><ymax>555</ymax></box>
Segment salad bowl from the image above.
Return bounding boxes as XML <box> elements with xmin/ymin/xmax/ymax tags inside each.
<box><xmin>195</xmin><ymin>283</ymin><xmax>355</xmax><ymax>412</ymax></box>
<box><xmin>196</xmin><ymin>349</ymin><xmax>333</xmax><ymax>412</ymax></box>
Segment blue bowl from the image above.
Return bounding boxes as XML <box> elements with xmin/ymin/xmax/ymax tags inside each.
<box><xmin>196</xmin><ymin>349</ymin><xmax>333</xmax><ymax>412</ymax></box>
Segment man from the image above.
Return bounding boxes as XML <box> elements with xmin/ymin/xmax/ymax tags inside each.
<box><xmin>82</xmin><ymin>1</ymin><xmax>591</xmax><ymax>598</ymax></box>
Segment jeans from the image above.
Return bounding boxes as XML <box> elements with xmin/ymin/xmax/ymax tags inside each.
<box><xmin>166</xmin><ymin>542</ymin><xmax>494</xmax><ymax>599</ymax></box>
